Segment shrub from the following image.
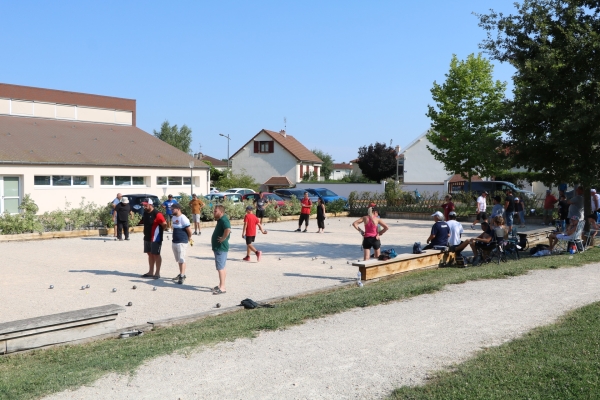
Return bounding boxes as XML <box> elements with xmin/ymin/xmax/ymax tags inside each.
<box><xmin>0</xmin><ymin>195</ymin><xmax>42</xmax><ymax>234</ymax></box>
<box><xmin>327</xmin><ymin>198</ymin><xmax>346</xmax><ymax>216</ymax></box>
<box><xmin>264</xmin><ymin>202</ymin><xmax>281</xmax><ymax>222</ymax></box>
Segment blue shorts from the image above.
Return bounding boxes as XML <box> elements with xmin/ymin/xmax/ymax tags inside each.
<box><xmin>214</xmin><ymin>250</ymin><xmax>228</xmax><ymax>271</ymax></box>
<box><xmin>505</xmin><ymin>212</ymin><xmax>514</xmax><ymax>227</ymax></box>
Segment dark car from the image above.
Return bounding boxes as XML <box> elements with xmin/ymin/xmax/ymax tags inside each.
<box><xmin>121</xmin><ymin>194</ymin><xmax>161</xmax><ymax>216</ymax></box>
<box><xmin>274</xmin><ymin>189</ymin><xmax>319</xmax><ymax>203</ymax></box>
<box><xmin>242</xmin><ymin>192</ymin><xmax>285</xmax><ymax>207</ymax></box>
<box><xmin>203</xmin><ymin>193</ymin><xmax>243</xmax><ymax>207</ymax></box>
<box><xmin>304</xmin><ymin>188</ymin><xmax>348</xmax><ymax>204</ymax></box>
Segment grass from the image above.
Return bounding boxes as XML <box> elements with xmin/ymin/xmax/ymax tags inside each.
<box><xmin>2</xmin><ymin>250</ymin><xmax>600</xmax><ymax>399</ymax></box>
<box><xmin>388</xmin><ymin>301</ymin><xmax>600</xmax><ymax>400</ymax></box>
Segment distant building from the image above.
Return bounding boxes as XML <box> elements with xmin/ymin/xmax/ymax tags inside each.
<box><xmin>330</xmin><ymin>162</ymin><xmax>353</xmax><ymax>180</ymax></box>
<box><xmin>194</xmin><ymin>153</ymin><xmax>228</xmax><ymax>172</ymax></box>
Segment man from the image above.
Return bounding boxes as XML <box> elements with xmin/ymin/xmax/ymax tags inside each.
<box><xmin>591</xmin><ymin>189</ymin><xmax>600</xmax><ymax>212</ymax></box>
<box><xmin>424</xmin><ymin>211</ymin><xmax>450</xmax><ymax>250</ymax></box>
<box><xmin>111</xmin><ymin>193</ymin><xmax>122</xmax><ymax>237</ymax></box>
<box><xmin>115</xmin><ymin>197</ymin><xmax>132</xmax><ymax>241</ymax></box>
<box><xmin>549</xmin><ymin>216</ymin><xmax>579</xmax><ymax>252</ymax></box>
<box><xmin>490</xmin><ymin>195</ymin><xmax>504</xmax><ymax>219</ymax></box>
<box><xmin>189</xmin><ymin>193</ymin><xmax>204</xmax><ymax>235</ymax></box>
<box><xmin>504</xmin><ymin>189</ymin><xmax>515</xmax><ymax>233</ymax></box>
<box><xmin>170</xmin><ymin>204</ymin><xmax>192</xmax><ymax>284</ymax></box>
<box><xmin>295</xmin><ymin>192</ymin><xmax>312</xmax><ymax>232</ymax></box>
<box><xmin>471</xmin><ymin>191</ymin><xmax>488</xmax><ymax>230</ymax></box>
<box><xmin>242</xmin><ymin>206</ymin><xmax>267</xmax><ymax>261</ymax></box>
<box><xmin>255</xmin><ymin>192</ymin><xmax>267</xmax><ymax>225</ymax></box>
<box><xmin>437</xmin><ymin>194</ymin><xmax>455</xmax><ymax>222</ymax></box>
<box><xmin>162</xmin><ymin>194</ymin><xmax>178</xmax><ymax>232</ymax></box>
<box><xmin>141</xmin><ymin>199</ymin><xmax>166</xmax><ymax>279</ymax></box>
<box><xmin>211</xmin><ymin>205</ymin><xmax>231</xmax><ymax>295</ymax></box>
<box><xmin>543</xmin><ymin>189</ymin><xmax>558</xmax><ymax>225</ymax></box>
<box><xmin>446</xmin><ymin>211</ymin><xmax>465</xmax><ymax>254</ymax></box>
<box><xmin>568</xmin><ymin>186</ymin><xmax>585</xmax><ymax>221</ymax></box>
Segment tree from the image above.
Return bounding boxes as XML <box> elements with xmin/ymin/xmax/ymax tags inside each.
<box><xmin>479</xmin><ymin>0</ymin><xmax>600</xmax><ymax>222</ymax></box>
<box><xmin>214</xmin><ymin>169</ymin><xmax>260</xmax><ymax>192</ymax></box>
<box><xmin>311</xmin><ymin>149</ymin><xmax>334</xmax><ymax>180</ymax></box>
<box><xmin>426</xmin><ymin>53</ymin><xmax>508</xmax><ymax>184</ymax></box>
<box><xmin>202</xmin><ymin>160</ymin><xmax>224</xmax><ymax>183</ymax></box>
<box><xmin>153</xmin><ymin>120</ymin><xmax>193</xmax><ymax>153</ymax></box>
<box><xmin>356</xmin><ymin>142</ymin><xmax>397</xmax><ymax>182</ymax></box>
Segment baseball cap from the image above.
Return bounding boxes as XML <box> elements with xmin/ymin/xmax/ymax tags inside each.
<box><xmin>546</xmin><ymin>189</ymin><xmax>552</xmax><ymax>193</ymax></box>
<box><xmin>369</xmin><ymin>202</ymin><xmax>377</xmax><ymax>208</ymax></box>
<box><xmin>171</xmin><ymin>203</ymin><xmax>182</xmax><ymax>210</ymax></box>
<box><xmin>592</xmin><ymin>189</ymin><xmax>597</xmax><ymax>193</ymax></box>
<box><xmin>431</xmin><ymin>211</ymin><xmax>444</xmax><ymax>219</ymax></box>
<box><xmin>121</xmin><ymin>197</ymin><xmax>129</xmax><ymax>204</ymax></box>
<box><xmin>246</xmin><ymin>205</ymin><xmax>254</xmax><ymax>211</ymax></box>
<box><xmin>482</xmin><ymin>191</ymin><xmax>489</xmax><ymax>195</ymax></box>
<box><xmin>142</xmin><ymin>198</ymin><xmax>153</xmax><ymax>205</ymax></box>
<box><xmin>448</xmin><ymin>211</ymin><xmax>457</xmax><ymax>216</ymax></box>
<box><xmin>514</xmin><ymin>197</ymin><xmax>519</xmax><ymax>201</ymax></box>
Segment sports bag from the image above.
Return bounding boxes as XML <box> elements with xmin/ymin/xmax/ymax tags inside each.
<box><xmin>412</xmin><ymin>242</ymin><xmax>424</xmax><ymax>254</ymax></box>
<box><xmin>240</xmin><ymin>298</ymin><xmax>275</xmax><ymax>309</ymax></box>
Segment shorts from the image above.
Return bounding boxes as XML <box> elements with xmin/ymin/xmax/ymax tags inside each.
<box><xmin>475</xmin><ymin>242</ymin><xmax>494</xmax><ymax>251</ymax></box>
<box><xmin>362</xmin><ymin>236</ymin><xmax>381</xmax><ymax>250</ymax></box>
<box><xmin>556</xmin><ymin>234</ymin><xmax>573</xmax><ymax>240</ymax></box>
<box><xmin>172</xmin><ymin>242</ymin><xmax>188</xmax><ymax>264</ymax></box>
<box><xmin>505</xmin><ymin>212</ymin><xmax>514</xmax><ymax>227</ymax></box>
<box><xmin>475</xmin><ymin>212</ymin><xmax>487</xmax><ymax>221</ymax></box>
<box><xmin>543</xmin><ymin>209</ymin><xmax>554</xmax><ymax>217</ymax></box>
<box><xmin>245</xmin><ymin>235</ymin><xmax>256</xmax><ymax>245</ymax></box>
<box><xmin>256</xmin><ymin>209</ymin><xmax>265</xmax><ymax>218</ymax></box>
<box><xmin>144</xmin><ymin>240</ymin><xmax>162</xmax><ymax>255</ymax></box>
<box><xmin>299</xmin><ymin>213</ymin><xmax>310</xmax><ymax>226</ymax></box>
<box><xmin>193</xmin><ymin>214</ymin><xmax>201</xmax><ymax>223</ymax></box>
<box><xmin>166</xmin><ymin>214</ymin><xmax>173</xmax><ymax>223</ymax></box>
<box><xmin>449</xmin><ymin>241</ymin><xmax>464</xmax><ymax>252</ymax></box>
<box><xmin>214</xmin><ymin>250</ymin><xmax>228</xmax><ymax>270</ymax></box>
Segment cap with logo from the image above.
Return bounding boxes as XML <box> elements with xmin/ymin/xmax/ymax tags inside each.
<box><xmin>431</xmin><ymin>211</ymin><xmax>444</xmax><ymax>219</ymax></box>
<box><xmin>142</xmin><ymin>198</ymin><xmax>153</xmax><ymax>205</ymax></box>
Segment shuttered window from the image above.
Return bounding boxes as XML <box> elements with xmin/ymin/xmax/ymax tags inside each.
<box><xmin>254</xmin><ymin>140</ymin><xmax>274</xmax><ymax>153</ymax></box>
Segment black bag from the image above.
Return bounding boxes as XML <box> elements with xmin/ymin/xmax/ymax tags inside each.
<box><xmin>240</xmin><ymin>298</ymin><xmax>275</xmax><ymax>309</ymax></box>
<box><xmin>413</xmin><ymin>242</ymin><xmax>424</xmax><ymax>254</ymax></box>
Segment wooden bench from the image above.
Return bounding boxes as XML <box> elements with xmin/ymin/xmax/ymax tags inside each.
<box><xmin>0</xmin><ymin>304</ymin><xmax>125</xmax><ymax>354</ymax></box>
<box><xmin>516</xmin><ymin>227</ymin><xmax>554</xmax><ymax>246</ymax></box>
<box><xmin>353</xmin><ymin>250</ymin><xmax>454</xmax><ymax>281</ymax></box>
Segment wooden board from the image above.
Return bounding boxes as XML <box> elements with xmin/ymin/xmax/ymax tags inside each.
<box><xmin>517</xmin><ymin>228</ymin><xmax>554</xmax><ymax>244</ymax></box>
<box><xmin>352</xmin><ymin>250</ymin><xmax>449</xmax><ymax>280</ymax></box>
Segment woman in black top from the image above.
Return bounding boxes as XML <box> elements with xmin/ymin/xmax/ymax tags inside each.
<box><xmin>115</xmin><ymin>198</ymin><xmax>132</xmax><ymax>240</ymax></box>
<box><xmin>316</xmin><ymin>198</ymin><xmax>326</xmax><ymax>233</ymax></box>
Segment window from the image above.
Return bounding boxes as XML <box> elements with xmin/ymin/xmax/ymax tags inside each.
<box><xmin>34</xmin><ymin>175</ymin><xmax>89</xmax><ymax>187</ymax></box>
<box><xmin>101</xmin><ymin>176</ymin><xmax>114</xmax><ymax>185</ymax></box>
<box><xmin>168</xmin><ymin>177</ymin><xmax>182</xmax><ymax>185</ymax></box>
<box><xmin>73</xmin><ymin>176</ymin><xmax>88</xmax><ymax>185</ymax></box>
<box><xmin>115</xmin><ymin>176</ymin><xmax>131</xmax><ymax>186</ymax></box>
<box><xmin>34</xmin><ymin>176</ymin><xmax>51</xmax><ymax>186</ymax></box>
<box><xmin>253</xmin><ymin>140</ymin><xmax>274</xmax><ymax>153</ymax></box>
<box><xmin>101</xmin><ymin>176</ymin><xmax>145</xmax><ymax>186</ymax></box>
<box><xmin>183</xmin><ymin>177</ymin><xmax>191</xmax><ymax>185</ymax></box>
<box><xmin>157</xmin><ymin>176</ymin><xmax>191</xmax><ymax>186</ymax></box>
<box><xmin>132</xmin><ymin>176</ymin><xmax>144</xmax><ymax>185</ymax></box>
<box><xmin>157</xmin><ymin>177</ymin><xmax>167</xmax><ymax>185</ymax></box>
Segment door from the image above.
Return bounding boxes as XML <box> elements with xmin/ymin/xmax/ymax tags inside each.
<box><xmin>1</xmin><ymin>176</ymin><xmax>20</xmax><ymax>214</ymax></box>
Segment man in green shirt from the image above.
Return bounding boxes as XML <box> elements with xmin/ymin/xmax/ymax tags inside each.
<box><xmin>211</xmin><ymin>205</ymin><xmax>231</xmax><ymax>294</ymax></box>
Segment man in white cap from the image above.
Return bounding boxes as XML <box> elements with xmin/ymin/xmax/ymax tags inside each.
<box><xmin>424</xmin><ymin>211</ymin><xmax>450</xmax><ymax>250</ymax></box>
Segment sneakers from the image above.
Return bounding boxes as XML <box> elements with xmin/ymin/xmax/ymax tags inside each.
<box><xmin>172</xmin><ymin>274</ymin><xmax>181</xmax><ymax>281</ymax></box>
<box><xmin>470</xmin><ymin>225</ymin><xmax>475</xmax><ymax>230</ymax></box>
<box><xmin>303</xmin><ymin>229</ymin><xmax>308</xmax><ymax>232</ymax></box>
<box><xmin>193</xmin><ymin>231</ymin><xmax>198</xmax><ymax>235</ymax></box>
<box><xmin>256</xmin><ymin>251</ymin><xmax>262</xmax><ymax>262</ymax></box>
<box><xmin>177</xmin><ymin>275</ymin><xmax>186</xmax><ymax>284</ymax></box>
<box><xmin>295</xmin><ymin>228</ymin><xmax>301</xmax><ymax>232</ymax></box>
<box><xmin>243</xmin><ymin>256</ymin><xmax>251</xmax><ymax>261</ymax></box>
<box><xmin>197</xmin><ymin>231</ymin><xmax>201</xmax><ymax>235</ymax></box>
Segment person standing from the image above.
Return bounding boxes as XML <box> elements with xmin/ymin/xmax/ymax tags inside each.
<box><xmin>471</xmin><ymin>191</ymin><xmax>488</xmax><ymax>230</ymax></box>
<box><xmin>514</xmin><ymin>197</ymin><xmax>526</xmax><ymax>228</ymax></box>
<box><xmin>111</xmin><ymin>193</ymin><xmax>122</xmax><ymax>237</ymax></box>
<box><xmin>437</xmin><ymin>195</ymin><xmax>455</xmax><ymax>222</ymax></box>
<box><xmin>242</xmin><ymin>206</ymin><xmax>267</xmax><ymax>261</ymax></box>
<box><xmin>170</xmin><ymin>204</ymin><xmax>192</xmax><ymax>284</ymax></box>
<box><xmin>557</xmin><ymin>194</ymin><xmax>569</xmax><ymax>231</ymax></box>
<box><xmin>490</xmin><ymin>195</ymin><xmax>504</xmax><ymax>219</ymax></box>
<box><xmin>591</xmin><ymin>189</ymin><xmax>600</xmax><ymax>212</ymax></box>
<box><xmin>295</xmin><ymin>192</ymin><xmax>312</xmax><ymax>232</ymax></box>
<box><xmin>567</xmin><ymin>186</ymin><xmax>585</xmax><ymax>221</ymax></box>
<box><xmin>189</xmin><ymin>194</ymin><xmax>204</xmax><ymax>235</ymax></box>
<box><xmin>316</xmin><ymin>198</ymin><xmax>326</xmax><ymax>233</ymax></box>
<box><xmin>211</xmin><ymin>205</ymin><xmax>231</xmax><ymax>295</ymax></box>
<box><xmin>162</xmin><ymin>194</ymin><xmax>178</xmax><ymax>232</ymax></box>
<box><xmin>141</xmin><ymin>199</ymin><xmax>166</xmax><ymax>279</ymax></box>
<box><xmin>543</xmin><ymin>189</ymin><xmax>558</xmax><ymax>225</ymax></box>
<box><xmin>504</xmin><ymin>190</ymin><xmax>515</xmax><ymax>233</ymax></box>
<box><xmin>255</xmin><ymin>192</ymin><xmax>267</xmax><ymax>225</ymax></box>
<box><xmin>352</xmin><ymin>206</ymin><xmax>389</xmax><ymax>261</ymax></box>
<box><xmin>115</xmin><ymin>197</ymin><xmax>132</xmax><ymax>241</ymax></box>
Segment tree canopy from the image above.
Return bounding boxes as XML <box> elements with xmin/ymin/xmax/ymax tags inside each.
<box><xmin>356</xmin><ymin>142</ymin><xmax>398</xmax><ymax>182</ymax></box>
<box><xmin>153</xmin><ymin>120</ymin><xmax>193</xmax><ymax>154</ymax></box>
<box><xmin>311</xmin><ymin>149</ymin><xmax>334</xmax><ymax>180</ymax></box>
<box><xmin>426</xmin><ymin>53</ymin><xmax>507</xmax><ymax>183</ymax></box>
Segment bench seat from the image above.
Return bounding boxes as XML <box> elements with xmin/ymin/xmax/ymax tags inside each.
<box><xmin>516</xmin><ymin>227</ymin><xmax>554</xmax><ymax>245</ymax></box>
<box><xmin>352</xmin><ymin>250</ymin><xmax>454</xmax><ymax>280</ymax></box>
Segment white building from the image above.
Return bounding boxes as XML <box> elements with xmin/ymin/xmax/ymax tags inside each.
<box><xmin>230</xmin><ymin>129</ymin><xmax>322</xmax><ymax>190</ymax></box>
<box><xmin>0</xmin><ymin>83</ymin><xmax>209</xmax><ymax>214</ymax></box>
<box><xmin>330</xmin><ymin>162</ymin><xmax>353</xmax><ymax>180</ymax></box>
<box><xmin>401</xmin><ymin>131</ymin><xmax>453</xmax><ymax>194</ymax></box>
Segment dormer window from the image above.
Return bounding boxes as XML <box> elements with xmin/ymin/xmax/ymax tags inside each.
<box><xmin>254</xmin><ymin>140</ymin><xmax>274</xmax><ymax>153</ymax></box>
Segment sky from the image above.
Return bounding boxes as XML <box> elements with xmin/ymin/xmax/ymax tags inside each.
<box><xmin>0</xmin><ymin>0</ymin><xmax>519</xmax><ymax>163</ymax></box>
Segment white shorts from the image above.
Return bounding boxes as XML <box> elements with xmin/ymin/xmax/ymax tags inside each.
<box><xmin>172</xmin><ymin>242</ymin><xmax>188</xmax><ymax>264</ymax></box>
<box><xmin>556</xmin><ymin>234</ymin><xmax>573</xmax><ymax>240</ymax></box>
<box><xmin>193</xmin><ymin>214</ymin><xmax>201</xmax><ymax>223</ymax></box>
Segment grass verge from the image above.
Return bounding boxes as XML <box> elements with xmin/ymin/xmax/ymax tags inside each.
<box><xmin>389</xmin><ymin>300</ymin><xmax>600</xmax><ymax>399</ymax></box>
<box><xmin>2</xmin><ymin>249</ymin><xmax>600</xmax><ymax>399</ymax></box>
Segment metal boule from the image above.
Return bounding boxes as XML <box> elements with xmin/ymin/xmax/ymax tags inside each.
<box><xmin>112</xmin><ymin>288</ymin><xmax>117</xmax><ymax>292</ymax></box>
<box><xmin>127</xmin><ymin>302</ymin><xmax>132</xmax><ymax>306</ymax></box>
<box><xmin>216</xmin><ymin>303</ymin><xmax>221</xmax><ymax>308</ymax></box>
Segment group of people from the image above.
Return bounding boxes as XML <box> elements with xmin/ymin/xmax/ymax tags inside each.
<box><xmin>469</xmin><ymin>190</ymin><xmax>525</xmax><ymax>234</ymax></box>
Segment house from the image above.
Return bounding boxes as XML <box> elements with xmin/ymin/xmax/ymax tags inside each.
<box><xmin>194</xmin><ymin>153</ymin><xmax>228</xmax><ymax>172</ymax></box>
<box><xmin>0</xmin><ymin>83</ymin><xmax>209</xmax><ymax>214</ymax></box>
<box><xmin>330</xmin><ymin>162</ymin><xmax>353</xmax><ymax>180</ymax></box>
<box><xmin>230</xmin><ymin>129</ymin><xmax>322</xmax><ymax>190</ymax></box>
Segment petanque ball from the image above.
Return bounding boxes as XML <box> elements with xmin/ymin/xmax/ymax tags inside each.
<box><xmin>153</xmin><ymin>287</ymin><xmax>157</xmax><ymax>291</ymax></box>
<box><xmin>86</xmin><ymin>284</ymin><xmax>90</xmax><ymax>289</ymax></box>
<box><xmin>132</xmin><ymin>285</ymin><xmax>137</xmax><ymax>290</ymax></box>
<box><xmin>347</xmin><ymin>261</ymin><xmax>349</xmax><ymax>264</ymax></box>
<box><xmin>216</xmin><ymin>303</ymin><xmax>221</xmax><ymax>308</ymax></box>
<box><xmin>81</xmin><ymin>286</ymin><xmax>85</xmax><ymax>290</ymax></box>
<box><xmin>322</xmin><ymin>261</ymin><xmax>325</xmax><ymax>264</ymax></box>
<box><xmin>49</xmin><ymin>285</ymin><xmax>54</xmax><ymax>289</ymax></box>
<box><xmin>330</xmin><ymin>266</ymin><xmax>333</xmax><ymax>269</ymax></box>
<box><xmin>112</xmin><ymin>288</ymin><xmax>117</xmax><ymax>292</ymax></box>
<box><xmin>127</xmin><ymin>302</ymin><xmax>132</xmax><ymax>306</ymax></box>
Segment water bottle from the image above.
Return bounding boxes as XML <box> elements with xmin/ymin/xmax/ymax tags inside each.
<box><xmin>569</xmin><ymin>244</ymin><xmax>576</xmax><ymax>254</ymax></box>
<box><xmin>356</xmin><ymin>271</ymin><xmax>361</xmax><ymax>281</ymax></box>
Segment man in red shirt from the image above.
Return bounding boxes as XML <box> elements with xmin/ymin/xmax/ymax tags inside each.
<box><xmin>242</xmin><ymin>206</ymin><xmax>267</xmax><ymax>261</ymax></box>
<box><xmin>295</xmin><ymin>192</ymin><xmax>313</xmax><ymax>232</ymax></box>
<box><xmin>543</xmin><ymin>189</ymin><xmax>558</xmax><ymax>225</ymax></box>
<box><xmin>141</xmin><ymin>198</ymin><xmax>167</xmax><ymax>279</ymax></box>
<box><xmin>437</xmin><ymin>194</ymin><xmax>455</xmax><ymax>221</ymax></box>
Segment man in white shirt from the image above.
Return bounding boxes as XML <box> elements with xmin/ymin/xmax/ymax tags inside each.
<box><xmin>447</xmin><ymin>211</ymin><xmax>465</xmax><ymax>249</ymax></box>
<box><xmin>592</xmin><ymin>189</ymin><xmax>600</xmax><ymax>212</ymax></box>
<box><xmin>471</xmin><ymin>191</ymin><xmax>488</xmax><ymax>230</ymax></box>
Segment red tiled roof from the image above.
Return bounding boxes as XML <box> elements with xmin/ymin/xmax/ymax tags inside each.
<box><xmin>197</xmin><ymin>154</ymin><xmax>228</xmax><ymax>167</ymax></box>
<box><xmin>333</xmin><ymin>163</ymin><xmax>353</xmax><ymax>169</ymax></box>
<box><xmin>263</xmin><ymin>176</ymin><xmax>293</xmax><ymax>186</ymax></box>
<box><xmin>231</xmin><ymin>129</ymin><xmax>322</xmax><ymax>163</ymax></box>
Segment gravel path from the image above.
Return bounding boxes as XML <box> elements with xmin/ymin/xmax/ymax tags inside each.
<box><xmin>46</xmin><ymin>263</ymin><xmax>600</xmax><ymax>400</ymax></box>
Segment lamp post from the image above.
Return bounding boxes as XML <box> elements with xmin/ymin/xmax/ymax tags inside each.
<box><xmin>189</xmin><ymin>160</ymin><xmax>194</xmax><ymax>197</ymax></box>
<box><xmin>219</xmin><ymin>133</ymin><xmax>231</xmax><ymax>169</ymax></box>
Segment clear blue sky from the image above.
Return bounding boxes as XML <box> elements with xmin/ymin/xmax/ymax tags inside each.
<box><xmin>0</xmin><ymin>0</ymin><xmax>518</xmax><ymax>163</ymax></box>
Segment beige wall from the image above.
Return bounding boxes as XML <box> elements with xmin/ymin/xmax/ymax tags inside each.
<box><xmin>0</xmin><ymin>164</ymin><xmax>210</xmax><ymax>213</ymax></box>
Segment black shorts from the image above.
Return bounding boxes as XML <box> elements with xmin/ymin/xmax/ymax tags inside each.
<box><xmin>476</xmin><ymin>212</ymin><xmax>488</xmax><ymax>221</ymax></box>
<box><xmin>449</xmin><ymin>241</ymin><xmax>464</xmax><ymax>252</ymax></box>
<box><xmin>362</xmin><ymin>236</ymin><xmax>381</xmax><ymax>250</ymax></box>
<box><xmin>245</xmin><ymin>236</ymin><xmax>255</xmax><ymax>245</ymax></box>
<box><xmin>256</xmin><ymin>209</ymin><xmax>265</xmax><ymax>218</ymax></box>
<box><xmin>144</xmin><ymin>241</ymin><xmax>162</xmax><ymax>255</ymax></box>
<box><xmin>475</xmin><ymin>241</ymin><xmax>494</xmax><ymax>251</ymax></box>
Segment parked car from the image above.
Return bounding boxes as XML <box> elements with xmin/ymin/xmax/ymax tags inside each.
<box><xmin>274</xmin><ymin>189</ymin><xmax>319</xmax><ymax>203</ymax></box>
<box><xmin>454</xmin><ymin>181</ymin><xmax>536</xmax><ymax>203</ymax></box>
<box><xmin>203</xmin><ymin>193</ymin><xmax>243</xmax><ymax>207</ymax></box>
<box><xmin>121</xmin><ymin>194</ymin><xmax>161</xmax><ymax>216</ymax></box>
<box><xmin>242</xmin><ymin>192</ymin><xmax>285</xmax><ymax>207</ymax></box>
<box><xmin>209</xmin><ymin>187</ymin><xmax>219</xmax><ymax>193</ymax></box>
<box><xmin>304</xmin><ymin>188</ymin><xmax>348</xmax><ymax>204</ymax></box>
<box><xmin>225</xmin><ymin>188</ymin><xmax>255</xmax><ymax>195</ymax></box>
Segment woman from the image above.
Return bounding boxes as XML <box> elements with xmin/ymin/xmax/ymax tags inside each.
<box><xmin>316</xmin><ymin>198</ymin><xmax>326</xmax><ymax>233</ymax></box>
<box><xmin>115</xmin><ymin>197</ymin><xmax>132</xmax><ymax>241</ymax></box>
<box><xmin>352</xmin><ymin>206</ymin><xmax>389</xmax><ymax>261</ymax></box>
<box><xmin>548</xmin><ymin>216</ymin><xmax>579</xmax><ymax>252</ymax></box>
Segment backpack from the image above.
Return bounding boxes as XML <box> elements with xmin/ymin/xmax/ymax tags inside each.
<box><xmin>413</xmin><ymin>242</ymin><xmax>424</xmax><ymax>254</ymax></box>
<box><xmin>240</xmin><ymin>298</ymin><xmax>275</xmax><ymax>309</ymax></box>
<box><xmin>378</xmin><ymin>248</ymin><xmax>397</xmax><ymax>261</ymax></box>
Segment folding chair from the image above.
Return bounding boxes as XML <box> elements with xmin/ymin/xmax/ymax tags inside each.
<box><xmin>555</xmin><ymin>220</ymin><xmax>585</xmax><ymax>253</ymax></box>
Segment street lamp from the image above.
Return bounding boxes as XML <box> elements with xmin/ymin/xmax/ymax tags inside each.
<box><xmin>219</xmin><ymin>133</ymin><xmax>231</xmax><ymax>169</ymax></box>
<box><xmin>189</xmin><ymin>160</ymin><xmax>194</xmax><ymax>197</ymax></box>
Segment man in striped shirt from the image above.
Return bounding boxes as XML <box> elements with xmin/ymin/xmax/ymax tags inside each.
<box><xmin>141</xmin><ymin>198</ymin><xmax>166</xmax><ymax>279</ymax></box>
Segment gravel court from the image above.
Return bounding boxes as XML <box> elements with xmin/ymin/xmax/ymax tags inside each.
<box><xmin>44</xmin><ymin>263</ymin><xmax>600</xmax><ymax>400</ymax></box>
<box><xmin>0</xmin><ymin>217</ymin><xmax>461</xmax><ymax>329</ymax></box>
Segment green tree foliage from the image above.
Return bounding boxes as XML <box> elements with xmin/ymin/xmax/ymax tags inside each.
<box><xmin>479</xmin><ymin>0</ymin><xmax>600</xmax><ymax>219</ymax></box>
<box><xmin>356</xmin><ymin>142</ymin><xmax>398</xmax><ymax>182</ymax></box>
<box><xmin>311</xmin><ymin>149</ymin><xmax>334</xmax><ymax>180</ymax></box>
<box><xmin>426</xmin><ymin>53</ymin><xmax>507</xmax><ymax>183</ymax></box>
<box><xmin>214</xmin><ymin>170</ymin><xmax>260</xmax><ymax>192</ymax></box>
<box><xmin>202</xmin><ymin>160</ymin><xmax>225</xmax><ymax>183</ymax></box>
<box><xmin>153</xmin><ymin>120</ymin><xmax>193</xmax><ymax>153</ymax></box>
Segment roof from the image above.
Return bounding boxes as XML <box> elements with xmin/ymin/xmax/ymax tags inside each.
<box><xmin>196</xmin><ymin>154</ymin><xmax>228</xmax><ymax>167</ymax></box>
<box><xmin>0</xmin><ymin>114</ymin><xmax>207</xmax><ymax>169</ymax></box>
<box><xmin>401</xmin><ymin>130</ymin><xmax>430</xmax><ymax>154</ymax></box>
<box><xmin>263</xmin><ymin>176</ymin><xmax>293</xmax><ymax>186</ymax></box>
<box><xmin>333</xmin><ymin>162</ymin><xmax>353</xmax><ymax>170</ymax></box>
<box><xmin>231</xmin><ymin>129</ymin><xmax>322</xmax><ymax>163</ymax></box>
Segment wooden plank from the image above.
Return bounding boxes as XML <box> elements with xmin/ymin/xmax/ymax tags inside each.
<box><xmin>0</xmin><ymin>315</ymin><xmax>117</xmax><ymax>341</ymax></box>
<box><xmin>361</xmin><ymin>252</ymin><xmax>445</xmax><ymax>280</ymax></box>
<box><xmin>352</xmin><ymin>250</ymin><xmax>444</xmax><ymax>268</ymax></box>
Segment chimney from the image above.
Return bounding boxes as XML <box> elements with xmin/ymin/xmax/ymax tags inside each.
<box><xmin>279</xmin><ymin>129</ymin><xmax>286</xmax><ymax>138</ymax></box>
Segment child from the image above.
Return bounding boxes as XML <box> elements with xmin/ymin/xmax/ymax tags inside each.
<box><xmin>242</xmin><ymin>206</ymin><xmax>267</xmax><ymax>261</ymax></box>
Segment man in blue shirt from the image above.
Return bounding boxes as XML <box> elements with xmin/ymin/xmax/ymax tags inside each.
<box><xmin>162</xmin><ymin>194</ymin><xmax>178</xmax><ymax>232</ymax></box>
<box><xmin>424</xmin><ymin>211</ymin><xmax>450</xmax><ymax>250</ymax></box>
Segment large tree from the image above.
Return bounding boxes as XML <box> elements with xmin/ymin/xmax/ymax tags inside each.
<box><xmin>356</xmin><ymin>142</ymin><xmax>398</xmax><ymax>182</ymax></box>
<box><xmin>479</xmin><ymin>0</ymin><xmax>600</xmax><ymax>221</ymax></box>
<box><xmin>311</xmin><ymin>149</ymin><xmax>334</xmax><ymax>180</ymax></box>
<box><xmin>153</xmin><ymin>120</ymin><xmax>193</xmax><ymax>153</ymax></box>
<box><xmin>426</xmin><ymin>53</ymin><xmax>508</xmax><ymax>184</ymax></box>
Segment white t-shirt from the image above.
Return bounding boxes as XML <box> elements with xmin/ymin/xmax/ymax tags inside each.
<box><xmin>446</xmin><ymin>220</ymin><xmax>464</xmax><ymax>246</ymax></box>
<box><xmin>592</xmin><ymin>194</ymin><xmax>600</xmax><ymax>210</ymax></box>
<box><xmin>476</xmin><ymin>196</ymin><xmax>486</xmax><ymax>212</ymax></box>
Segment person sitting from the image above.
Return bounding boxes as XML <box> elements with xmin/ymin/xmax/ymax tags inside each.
<box><xmin>446</xmin><ymin>211</ymin><xmax>464</xmax><ymax>253</ymax></box>
<box><xmin>491</xmin><ymin>215</ymin><xmax>509</xmax><ymax>239</ymax></box>
<box><xmin>424</xmin><ymin>211</ymin><xmax>450</xmax><ymax>250</ymax></box>
<box><xmin>548</xmin><ymin>216</ymin><xmax>579</xmax><ymax>252</ymax></box>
